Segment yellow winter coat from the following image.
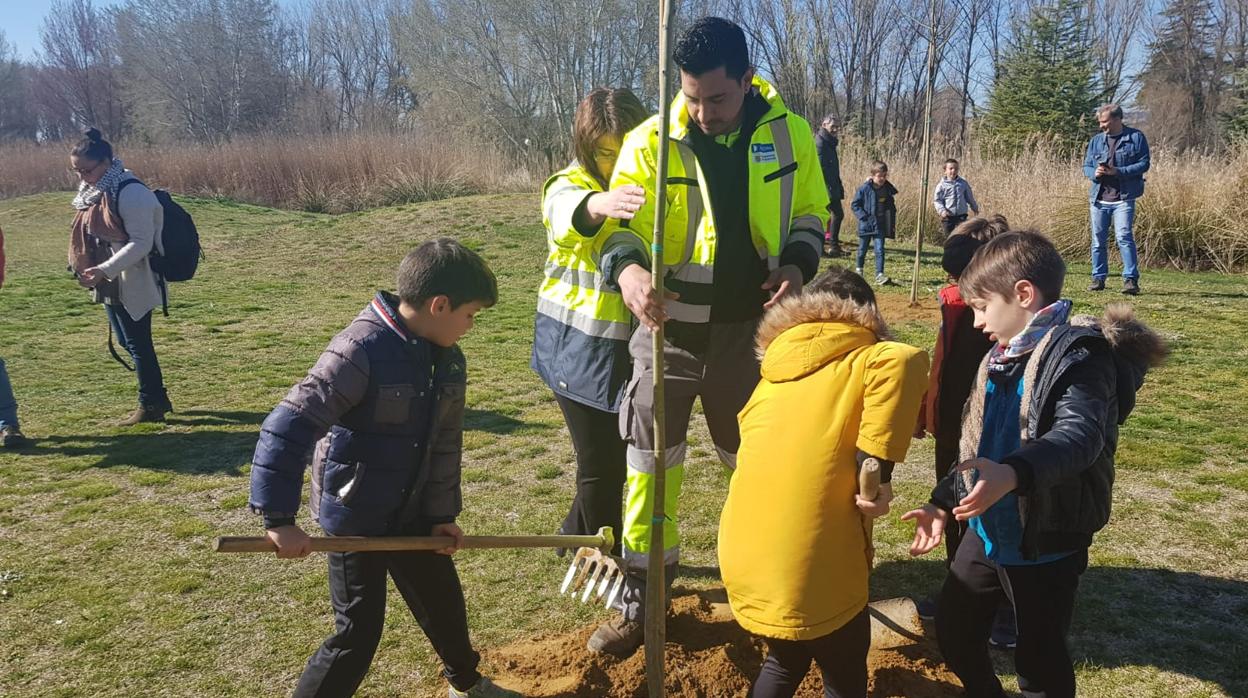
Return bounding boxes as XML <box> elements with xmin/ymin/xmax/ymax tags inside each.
<box><xmin>718</xmin><ymin>290</ymin><xmax>929</xmax><ymax>641</ymax></box>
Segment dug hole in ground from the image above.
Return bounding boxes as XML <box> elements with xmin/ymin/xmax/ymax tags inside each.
<box><xmin>486</xmin><ymin>588</ymin><xmax>961</xmax><ymax>697</ymax></box>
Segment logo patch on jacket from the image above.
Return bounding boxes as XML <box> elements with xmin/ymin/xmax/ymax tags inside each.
<box><xmin>751</xmin><ymin>143</ymin><xmax>777</xmax><ymax>164</ymax></box>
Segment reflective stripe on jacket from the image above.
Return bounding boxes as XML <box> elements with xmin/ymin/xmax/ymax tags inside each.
<box><xmin>532</xmin><ymin>164</ymin><xmax>634</xmax><ymax>411</ymax></box>
<box><xmin>596</xmin><ymin>76</ymin><xmax>828</xmax><ymax>325</ymax></box>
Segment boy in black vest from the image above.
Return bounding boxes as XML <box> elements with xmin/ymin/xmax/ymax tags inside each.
<box><xmin>248</xmin><ymin>238</ymin><xmax>520</xmax><ymax>698</ymax></box>
<box><xmin>902</xmin><ymin>231</ymin><xmax>1166</xmax><ymax>698</ymax></box>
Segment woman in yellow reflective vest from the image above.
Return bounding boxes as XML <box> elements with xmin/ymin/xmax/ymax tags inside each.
<box><xmin>533</xmin><ymin>88</ymin><xmax>650</xmax><ymax>553</ymax></box>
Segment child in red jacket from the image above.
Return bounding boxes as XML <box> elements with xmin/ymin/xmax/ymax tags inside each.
<box><xmin>915</xmin><ymin>216</ymin><xmax>1007</xmax><ymax>632</ymax></box>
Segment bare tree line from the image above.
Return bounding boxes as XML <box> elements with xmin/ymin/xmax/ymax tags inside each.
<box><xmin>1</xmin><ymin>0</ymin><xmax>1248</xmax><ymax>163</ymax></box>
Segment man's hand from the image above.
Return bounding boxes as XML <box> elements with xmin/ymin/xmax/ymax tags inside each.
<box><xmin>618</xmin><ymin>263</ymin><xmax>678</xmax><ymax>331</ymax></box>
<box><xmin>431</xmin><ymin>522</ymin><xmax>465</xmax><ymax>555</ymax></box>
<box><xmin>900</xmin><ymin>503</ymin><xmax>948</xmax><ymax>556</ymax></box>
<box><xmin>587</xmin><ymin>185</ymin><xmax>646</xmax><ymax>222</ymax></box>
<box><xmin>951</xmin><ymin>458</ymin><xmax>1019</xmax><ymax>521</ymax></box>
<box><xmin>855</xmin><ymin>482</ymin><xmax>894</xmax><ymax>519</ymax></box>
<box><xmin>266</xmin><ymin>524</ymin><xmax>312</xmax><ymax>559</ymax></box>
<box><xmin>1095</xmin><ymin>163</ymin><xmax>1118</xmax><ymax>178</ymax></box>
<box><xmin>77</xmin><ymin>266</ymin><xmax>105</xmax><ymax>288</ymax></box>
<box><xmin>761</xmin><ymin>264</ymin><xmax>803</xmax><ymax>309</ymax></box>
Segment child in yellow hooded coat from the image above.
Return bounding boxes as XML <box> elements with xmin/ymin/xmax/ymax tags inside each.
<box><xmin>718</xmin><ymin>268</ymin><xmax>928</xmax><ymax>698</ymax></box>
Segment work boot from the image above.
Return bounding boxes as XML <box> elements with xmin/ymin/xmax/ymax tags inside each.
<box><xmin>1087</xmin><ymin>278</ymin><xmax>1105</xmax><ymax>292</ymax></box>
<box><xmin>587</xmin><ymin>615</ymin><xmax>644</xmax><ymax>657</ymax></box>
<box><xmin>448</xmin><ymin>677</ymin><xmax>522</xmax><ymax>698</ymax></box>
<box><xmin>1122</xmin><ymin>278</ymin><xmax>1140</xmax><ymax>296</ymax></box>
<box><xmin>823</xmin><ymin>242</ymin><xmax>843</xmax><ymax>258</ymax></box>
<box><xmin>0</xmin><ymin>426</ymin><xmax>31</xmax><ymax>449</ymax></box>
<box><xmin>118</xmin><ymin>405</ymin><xmax>168</xmax><ymax>426</ymax></box>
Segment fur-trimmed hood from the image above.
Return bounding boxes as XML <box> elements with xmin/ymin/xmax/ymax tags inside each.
<box><xmin>755</xmin><ymin>291</ymin><xmax>892</xmax><ymax>382</ymax></box>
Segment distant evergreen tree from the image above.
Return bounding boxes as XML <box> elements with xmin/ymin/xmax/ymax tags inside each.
<box><xmin>981</xmin><ymin>0</ymin><xmax>1099</xmax><ymax>154</ymax></box>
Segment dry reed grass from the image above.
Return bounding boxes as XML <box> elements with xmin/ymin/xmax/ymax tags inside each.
<box><xmin>2</xmin><ymin>132</ymin><xmax>1244</xmax><ymax>270</ymax></box>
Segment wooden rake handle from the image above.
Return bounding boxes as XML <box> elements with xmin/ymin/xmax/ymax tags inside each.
<box><xmin>215</xmin><ymin>526</ymin><xmax>614</xmax><ymax>554</ymax></box>
<box><xmin>859</xmin><ymin>458</ymin><xmax>881</xmax><ymax>568</ymax></box>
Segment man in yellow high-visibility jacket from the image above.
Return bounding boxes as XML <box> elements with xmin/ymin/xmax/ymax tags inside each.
<box><xmin>588</xmin><ymin>16</ymin><xmax>829</xmax><ymax>657</ymax></box>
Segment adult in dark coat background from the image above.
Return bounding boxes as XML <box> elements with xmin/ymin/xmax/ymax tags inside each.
<box><xmin>816</xmin><ymin>115</ymin><xmax>846</xmax><ymax>257</ymax></box>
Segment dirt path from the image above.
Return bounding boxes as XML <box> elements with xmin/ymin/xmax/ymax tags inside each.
<box><xmin>488</xmin><ymin>588</ymin><xmax>961</xmax><ymax>697</ymax></box>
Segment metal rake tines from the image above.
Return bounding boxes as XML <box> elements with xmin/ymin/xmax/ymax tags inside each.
<box><xmin>560</xmin><ymin>547</ymin><xmax>625</xmax><ymax>608</ymax></box>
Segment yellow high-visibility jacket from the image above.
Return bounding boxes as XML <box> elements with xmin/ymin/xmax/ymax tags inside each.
<box><xmin>719</xmin><ymin>290</ymin><xmax>929</xmax><ymax>640</ymax></box>
<box><xmin>532</xmin><ymin>164</ymin><xmax>635</xmax><ymax>411</ymax></box>
<box><xmin>596</xmin><ymin>76</ymin><xmax>829</xmax><ymax>324</ymax></box>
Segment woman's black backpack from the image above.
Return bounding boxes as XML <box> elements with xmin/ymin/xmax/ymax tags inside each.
<box><xmin>115</xmin><ymin>179</ymin><xmax>202</xmax><ymax>282</ymax></box>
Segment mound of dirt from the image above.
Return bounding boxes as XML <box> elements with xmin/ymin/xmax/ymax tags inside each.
<box><xmin>488</xmin><ymin>589</ymin><xmax>961</xmax><ymax>697</ymax></box>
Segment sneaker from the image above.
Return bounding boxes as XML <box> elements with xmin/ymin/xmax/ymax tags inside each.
<box><xmin>915</xmin><ymin>596</ymin><xmax>938</xmax><ymax>621</ymax></box>
<box><xmin>587</xmin><ymin>615</ymin><xmax>644</xmax><ymax>657</ymax></box>
<box><xmin>855</xmin><ymin>267</ymin><xmax>864</xmax><ymax>277</ymax></box>
<box><xmin>118</xmin><ymin>405</ymin><xmax>168</xmax><ymax>427</ymax></box>
<box><xmin>1122</xmin><ymin>278</ymin><xmax>1140</xmax><ymax>296</ymax></box>
<box><xmin>448</xmin><ymin>677</ymin><xmax>522</xmax><ymax>698</ymax></box>
<box><xmin>988</xmin><ymin>605</ymin><xmax>1017</xmax><ymax>650</ymax></box>
<box><xmin>875</xmin><ymin>273</ymin><xmax>892</xmax><ymax>286</ymax></box>
<box><xmin>0</xmin><ymin>426</ymin><xmax>31</xmax><ymax>449</ymax></box>
<box><xmin>1087</xmin><ymin>278</ymin><xmax>1105</xmax><ymax>292</ymax></box>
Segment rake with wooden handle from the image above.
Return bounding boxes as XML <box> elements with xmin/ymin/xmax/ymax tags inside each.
<box><xmin>857</xmin><ymin>457</ymin><xmax>925</xmax><ymax>649</ymax></box>
<box><xmin>858</xmin><ymin>457</ymin><xmax>881</xmax><ymax>567</ymax></box>
<box><xmin>215</xmin><ymin>526</ymin><xmax>614</xmax><ymax>555</ymax></box>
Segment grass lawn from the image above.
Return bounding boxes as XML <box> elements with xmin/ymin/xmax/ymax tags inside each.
<box><xmin>0</xmin><ymin>191</ymin><xmax>1245</xmax><ymax>697</ymax></box>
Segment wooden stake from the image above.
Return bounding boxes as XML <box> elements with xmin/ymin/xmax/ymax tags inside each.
<box><xmin>910</xmin><ymin>0</ymin><xmax>940</xmax><ymax>308</ymax></box>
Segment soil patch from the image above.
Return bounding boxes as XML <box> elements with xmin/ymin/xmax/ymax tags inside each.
<box><xmin>876</xmin><ymin>292</ymin><xmax>941</xmax><ymax>326</ymax></box>
<box><xmin>488</xmin><ymin>588</ymin><xmax>961</xmax><ymax>697</ymax></box>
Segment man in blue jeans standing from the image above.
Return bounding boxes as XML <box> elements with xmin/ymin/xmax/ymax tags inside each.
<box><xmin>1083</xmin><ymin>103</ymin><xmax>1150</xmax><ymax>295</ymax></box>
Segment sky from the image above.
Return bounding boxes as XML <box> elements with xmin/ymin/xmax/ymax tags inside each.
<box><xmin>2</xmin><ymin>0</ymin><xmax>123</xmax><ymax>60</ymax></box>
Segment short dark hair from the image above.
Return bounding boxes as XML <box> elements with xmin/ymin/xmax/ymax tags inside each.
<box><xmin>806</xmin><ymin>266</ymin><xmax>876</xmax><ymax>308</ymax></box>
<box><xmin>673</xmin><ymin>17</ymin><xmax>750</xmax><ymax>80</ymax></box>
<box><xmin>958</xmin><ymin>229</ymin><xmax>1066</xmax><ymax>305</ymax></box>
<box><xmin>870</xmin><ymin>160</ymin><xmax>888</xmax><ymax>175</ymax></box>
<box><xmin>397</xmin><ymin>238</ymin><xmax>498</xmax><ymax>309</ymax></box>
<box><xmin>944</xmin><ymin>158</ymin><xmax>959</xmax><ymax>167</ymax></box>
<box><xmin>71</xmin><ymin>128</ymin><xmax>113</xmax><ymax>162</ymax></box>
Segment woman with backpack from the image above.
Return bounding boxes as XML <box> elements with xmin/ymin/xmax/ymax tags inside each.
<box><xmin>68</xmin><ymin>128</ymin><xmax>173</xmax><ymax>425</ymax></box>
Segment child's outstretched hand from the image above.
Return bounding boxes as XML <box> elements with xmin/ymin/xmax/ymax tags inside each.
<box><xmin>431</xmin><ymin>522</ymin><xmax>465</xmax><ymax>555</ymax></box>
<box><xmin>901</xmin><ymin>504</ymin><xmax>947</xmax><ymax>556</ymax></box>
<box><xmin>855</xmin><ymin>482</ymin><xmax>894</xmax><ymax>519</ymax></box>
<box><xmin>951</xmin><ymin>458</ymin><xmax>1018</xmax><ymax>521</ymax></box>
<box><xmin>266</xmin><ymin>524</ymin><xmax>312</xmax><ymax>559</ymax></box>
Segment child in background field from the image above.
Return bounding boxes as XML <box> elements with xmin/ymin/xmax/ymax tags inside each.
<box><xmin>247</xmin><ymin>239</ymin><xmax>520</xmax><ymax>698</ymax></box>
<box><xmin>914</xmin><ymin>214</ymin><xmax>1014</xmax><ymax>645</ymax></box>
<box><xmin>0</xmin><ymin>225</ymin><xmax>30</xmax><ymax>449</ymax></box>
<box><xmin>903</xmin><ymin>230</ymin><xmax>1167</xmax><ymax>698</ymax></box>
<box><xmin>850</xmin><ymin>160</ymin><xmax>897</xmax><ymax>286</ymax></box>
<box><xmin>933</xmin><ymin>158</ymin><xmax>980</xmax><ymax>236</ymax></box>
<box><xmin>720</xmin><ymin>267</ymin><xmax>928</xmax><ymax>698</ymax></box>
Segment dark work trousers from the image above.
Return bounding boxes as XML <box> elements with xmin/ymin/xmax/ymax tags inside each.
<box><xmin>936</xmin><ymin>531</ymin><xmax>1088</xmax><ymax>698</ymax></box>
<box><xmin>933</xmin><ymin>436</ymin><xmax>965</xmax><ymax>565</ymax></box>
<box><xmin>749</xmin><ymin>608</ymin><xmax>871</xmax><ymax>698</ymax></box>
<box><xmin>942</xmin><ymin>213</ymin><xmax>969</xmax><ymax>236</ymax></box>
<box><xmin>104</xmin><ymin>304</ymin><xmax>169</xmax><ymax>408</ymax></box>
<box><xmin>293</xmin><ymin>550</ymin><xmax>482</xmax><ymax>697</ymax></box>
<box><xmin>555</xmin><ymin>393</ymin><xmax>626</xmax><ymax>555</ymax></box>
<box><xmin>826</xmin><ymin>198</ymin><xmax>845</xmax><ymax>245</ymax></box>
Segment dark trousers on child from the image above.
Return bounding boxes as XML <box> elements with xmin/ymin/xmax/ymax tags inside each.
<box><xmin>933</xmin><ymin>436</ymin><xmax>965</xmax><ymax>564</ymax></box>
<box><xmin>555</xmin><ymin>394</ymin><xmax>626</xmax><ymax>555</ymax></box>
<box><xmin>104</xmin><ymin>305</ymin><xmax>169</xmax><ymax>409</ymax></box>
<box><xmin>936</xmin><ymin>531</ymin><xmax>1088</xmax><ymax>698</ymax></box>
<box><xmin>942</xmin><ymin>213</ymin><xmax>969</xmax><ymax>236</ymax></box>
<box><xmin>748</xmin><ymin>608</ymin><xmax>870</xmax><ymax>698</ymax></box>
<box><xmin>294</xmin><ymin>550</ymin><xmax>482</xmax><ymax>697</ymax></box>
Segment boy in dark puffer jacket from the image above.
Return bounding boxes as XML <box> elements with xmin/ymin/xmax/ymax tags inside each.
<box><xmin>248</xmin><ymin>238</ymin><xmax>520</xmax><ymax>698</ymax></box>
<box><xmin>903</xmin><ymin>230</ymin><xmax>1167</xmax><ymax>698</ymax></box>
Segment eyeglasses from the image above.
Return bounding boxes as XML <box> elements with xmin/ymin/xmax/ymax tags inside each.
<box><xmin>70</xmin><ymin>160</ymin><xmax>105</xmax><ymax>176</ymax></box>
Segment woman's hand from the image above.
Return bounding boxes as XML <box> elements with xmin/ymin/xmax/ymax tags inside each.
<box><xmin>77</xmin><ymin>266</ymin><xmax>106</xmax><ymax>288</ymax></box>
<box><xmin>586</xmin><ymin>185</ymin><xmax>646</xmax><ymax>224</ymax></box>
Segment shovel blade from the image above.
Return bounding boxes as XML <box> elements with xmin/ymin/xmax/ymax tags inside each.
<box><xmin>868</xmin><ymin>597</ymin><xmax>924</xmax><ymax>650</ymax></box>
